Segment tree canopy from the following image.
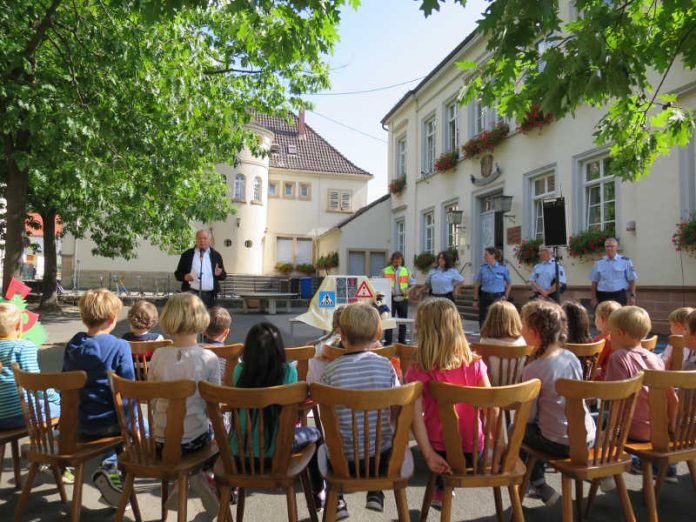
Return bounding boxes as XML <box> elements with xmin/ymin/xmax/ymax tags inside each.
<box><xmin>420</xmin><ymin>0</ymin><xmax>696</xmax><ymax>180</ymax></box>
<box><xmin>0</xmin><ymin>0</ymin><xmax>358</xmax><ymax>295</ymax></box>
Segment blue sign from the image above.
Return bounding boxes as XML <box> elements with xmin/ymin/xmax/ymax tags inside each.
<box><xmin>318</xmin><ymin>291</ymin><xmax>336</xmax><ymax>308</ymax></box>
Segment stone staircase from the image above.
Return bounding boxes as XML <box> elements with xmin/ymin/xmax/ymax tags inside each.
<box><xmin>455</xmin><ymin>287</ymin><xmax>478</xmax><ymax>322</ymax></box>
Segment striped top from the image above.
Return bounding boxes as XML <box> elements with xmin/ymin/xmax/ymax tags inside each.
<box><xmin>321</xmin><ymin>350</ymin><xmax>398</xmax><ymax>460</ymax></box>
<box><xmin>0</xmin><ymin>339</ymin><xmax>59</xmax><ymax>420</ymax></box>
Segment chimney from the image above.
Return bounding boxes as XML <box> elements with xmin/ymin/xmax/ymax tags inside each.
<box><xmin>297</xmin><ymin>109</ymin><xmax>306</xmax><ymax>139</ymax></box>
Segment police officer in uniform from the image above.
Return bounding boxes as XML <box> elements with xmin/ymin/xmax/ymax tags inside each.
<box><xmin>473</xmin><ymin>247</ymin><xmax>511</xmax><ymax>326</ymax></box>
<box><xmin>589</xmin><ymin>237</ymin><xmax>637</xmax><ymax>307</ymax></box>
<box><xmin>529</xmin><ymin>245</ymin><xmax>567</xmax><ymax>302</ymax></box>
<box><xmin>382</xmin><ymin>251</ymin><xmax>411</xmax><ymax>344</ymax></box>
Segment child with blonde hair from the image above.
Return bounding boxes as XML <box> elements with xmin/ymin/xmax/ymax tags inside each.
<box><xmin>149</xmin><ymin>293</ymin><xmax>221</xmax><ymax>514</ymax></box>
<box><xmin>520</xmin><ymin>300</ymin><xmax>596</xmax><ymax>505</ymax></box>
<box><xmin>0</xmin><ymin>302</ymin><xmax>60</xmax><ymax>429</ymax></box>
<box><xmin>407</xmin><ymin>298</ymin><xmax>491</xmax><ymax>509</ymax></box>
<box><xmin>479</xmin><ymin>300</ymin><xmax>526</xmax><ymax>385</ymax></box>
<box><xmin>307</xmin><ymin>306</ymin><xmax>345</xmax><ymax>384</ymax></box>
<box><xmin>592</xmin><ymin>300</ymin><xmax>622</xmax><ymax>380</ymax></box>
<box><xmin>660</xmin><ymin>306</ymin><xmax>694</xmax><ymax>370</ymax></box>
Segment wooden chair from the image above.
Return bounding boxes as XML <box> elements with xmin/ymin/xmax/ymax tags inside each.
<box><xmin>128</xmin><ymin>339</ymin><xmax>172</xmax><ymax>380</ymax></box>
<box><xmin>420</xmin><ymin>379</ymin><xmax>541</xmax><ymax>522</ymax></box>
<box><xmin>109</xmin><ymin>373</ymin><xmax>218</xmax><ymax>522</ymax></box>
<box><xmin>199</xmin><ymin>380</ymin><xmax>319</xmax><ymax>522</ymax></box>
<box><xmin>12</xmin><ymin>365</ymin><xmax>127</xmax><ymax>522</ymax></box>
<box><xmin>625</xmin><ymin>369</ymin><xmax>696</xmax><ymax>522</ymax></box>
<box><xmin>563</xmin><ymin>339</ymin><xmax>606</xmax><ymax>381</ymax></box>
<box><xmin>394</xmin><ymin>343</ymin><xmax>418</xmax><ymax>379</ymax></box>
<box><xmin>285</xmin><ymin>345</ymin><xmax>316</xmax><ymax>382</ymax></box>
<box><xmin>641</xmin><ymin>335</ymin><xmax>658</xmax><ymax>351</ymax></box>
<box><xmin>471</xmin><ymin>343</ymin><xmax>536</xmax><ymax>386</ymax></box>
<box><xmin>204</xmin><ymin>343</ymin><xmax>244</xmax><ymax>386</ymax></box>
<box><xmin>521</xmin><ymin>374</ymin><xmax>644</xmax><ymax>522</ymax></box>
<box><xmin>321</xmin><ymin>343</ymin><xmax>388</xmax><ymax>362</ymax></box>
<box><xmin>310</xmin><ymin>381</ymin><xmax>423</xmax><ymax>522</ymax></box>
<box><xmin>0</xmin><ymin>361</ymin><xmax>28</xmax><ymax>490</ymax></box>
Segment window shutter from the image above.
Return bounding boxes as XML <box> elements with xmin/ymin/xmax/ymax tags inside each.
<box><xmin>328</xmin><ymin>190</ymin><xmax>339</xmax><ymax>210</ymax></box>
<box><xmin>340</xmin><ymin>191</ymin><xmax>351</xmax><ymax>211</ymax></box>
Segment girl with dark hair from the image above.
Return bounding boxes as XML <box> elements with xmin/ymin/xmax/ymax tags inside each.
<box><xmin>423</xmin><ymin>251</ymin><xmax>465</xmax><ymax>302</ymax></box>
<box><xmin>562</xmin><ymin>301</ymin><xmax>593</xmax><ymax>344</ymax></box>
<box><xmin>232</xmin><ymin>322</ymin><xmax>325</xmax><ymax>507</ymax></box>
<box><xmin>473</xmin><ymin>247</ymin><xmax>512</xmax><ymax>326</ymax></box>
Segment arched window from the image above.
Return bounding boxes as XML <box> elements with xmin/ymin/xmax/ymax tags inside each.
<box><xmin>233</xmin><ymin>174</ymin><xmax>246</xmax><ymax>201</ymax></box>
<box><xmin>253</xmin><ymin>177</ymin><xmax>262</xmax><ymax>203</ymax></box>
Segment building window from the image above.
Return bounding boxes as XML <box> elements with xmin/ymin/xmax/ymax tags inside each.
<box><xmin>252</xmin><ymin>177</ymin><xmax>262</xmax><ymax>203</ymax></box>
<box><xmin>395</xmin><ymin>219</ymin><xmax>405</xmax><ymax>254</ymax></box>
<box><xmin>296</xmin><ymin>238</ymin><xmax>312</xmax><ymax>264</ymax></box>
<box><xmin>396</xmin><ymin>136</ymin><xmax>407</xmax><ymax>179</ymax></box>
<box><xmin>531</xmin><ymin>173</ymin><xmax>556</xmax><ymax>240</ymax></box>
<box><xmin>268</xmin><ymin>180</ymin><xmax>278</xmax><ymax>198</ymax></box>
<box><xmin>445</xmin><ymin>101</ymin><xmax>459</xmax><ymax>153</ymax></box>
<box><xmin>422</xmin><ymin>211</ymin><xmax>435</xmax><ymax>253</ymax></box>
<box><xmin>473</xmin><ymin>100</ymin><xmax>505</xmax><ymax>136</ymax></box>
<box><xmin>584</xmin><ymin>157</ymin><xmax>616</xmax><ymax>231</ymax></box>
<box><xmin>233</xmin><ymin>174</ymin><xmax>246</xmax><ymax>201</ymax></box>
<box><xmin>444</xmin><ymin>203</ymin><xmax>460</xmax><ymax>249</ymax></box>
<box><xmin>328</xmin><ymin>189</ymin><xmax>352</xmax><ymax>212</ymax></box>
<box><xmin>423</xmin><ymin>116</ymin><xmax>436</xmax><ymax>175</ymax></box>
<box><xmin>283</xmin><ymin>181</ymin><xmax>295</xmax><ymax>199</ymax></box>
<box><xmin>275</xmin><ymin>236</ymin><xmax>313</xmax><ymax>264</ymax></box>
<box><xmin>298</xmin><ymin>182</ymin><xmax>311</xmax><ymax>200</ymax></box>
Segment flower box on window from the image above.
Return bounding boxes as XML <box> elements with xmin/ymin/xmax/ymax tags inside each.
<box><xmin>413</xmin><ymin>252</ymin><xmax>436</xmax><ymax>272</ymax></box>
<box><xmin>295</xmin><ymin>263</ymin><xmax>315</xmax><ymax>275</ymax></box>
<box><xmin>514</xmin><ymin>238</ymin><xmax>543</xmax><ymax>266</ymax></box>
<box><xmin>462</xmin><ymin>123</ymin><xmax>510</xmax><ymax>159</ymax></box>
<box><xmin>568</xmin><ymin>228</ymin><xmax>615</xmax><ymax>261</ymax></box>
<box><xmin>434</xmin><ymin>151</ymin><xmax>459</xmax><ymax>172</ymax></box>
<box><xmin>518</xmin><ymin>104</ymin><xmax>554</xmax><ymax>134</ymax></box>
<box><xmin>274</xmin><ymin>262</ymin><xmax>295</xmax><ymax>275</ymax></box>
<box><xmin>673</xmin><ymin>215</ymin><xmax>696</xmax><ymax>257</ymax></box>
<box><xmin>388</xmin><ymin>176</ymin><xmax>407</xmax><ymax>195</ymax></box>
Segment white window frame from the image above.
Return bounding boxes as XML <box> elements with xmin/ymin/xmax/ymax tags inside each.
<box><xmin>394</xmin><ymin>218</ymin><xmax>405</xmax><ymax>255</ymax></box>
<box><xmin>283</xmin><ymin>181</ymin><xmax>296</xmax><ymax>199</ymax></box>
<box><xmin>298</xmin><ymin>182</ymin><xmax>311</xmax><ymax>200</ymax></box>
<box><xmin>583</xmin><ymin>157</ymin><xmax>616</xmax><ymax>231</ymax></box>
<box><xmin>473</xmin><ymin>100</ymin><xmax>505</xmax><ymax>135</ymax></box>
<box><xmin>444</xmin><ymin>100</ymin><xmax>459</xmax><ymax>153</ymax></box>
<box><xmin>233</xmin><ymin>174</ymin><xmax>246</xmax><ymax>201</ymax></box>
<box><xmin>268</xmin><ymin>180</ymin><xmax>278</xmax><ymax>198</ymax></box>
<box><xmin>275</xmin><ymin>236</ymin><xmax>314</xmax><ymax>265</ymax></box>
<box><xmin>421</xmin><ymin>209</ymin><xmax>435</xmax><ymax>254</ymax></box>
<box><xmin>422</xmin><ymin>115</ymin><xmax>437</xmax><ymax>176</ymax></box>
<box><xmin>531</xmin><ymin>172</ymin><xmax>556</xmax><ymax>240</ymax></box>
<box><xmin>395</xmin><ymin>135</ymin><xmax>407</xmax><ymax>179</ymax></box>
<box><xmin>443</xmin><ymin>202</ymin><xmax>460</xmax><ymax>249</ymax></box>
<box><xmin>252</xmin><ymin>176</ymin><xmax>262</xmax><ymax>203</ymax></box>
<box><xmin>327</xmin><ymin>189</ymin><xmax>352</xmax><ymax>212</ymax></box>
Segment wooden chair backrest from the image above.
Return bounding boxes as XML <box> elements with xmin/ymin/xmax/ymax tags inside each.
<box><xmin>430</xmin><ymin>379</ymin><xmax>541</xmax><ymax>475</ymax></box>
<box><xmin>393</xmin><ymin>343</ymin><xmax>418</xmax><ymax>377</ymax></box>
<box><xmin>204</xmin><ymin>343</ymin><xmax>244</xmax><ymax>386</ymax></box>
<box><xmin>471</xmin><ymin>343</ymin><xmax>536</xmax><ymax>386</ymax></box>
<box><xmin>109</xmin><ymin>372</ymin><xmax>195</xmax><ymax>468</ymax></box>
<box><xmin>284</xmin><ymin>346</ymin><xmax>315</xmax><ymax>381</ymax></box>
<box><xmin>370</xmin><ymin>345</ymin><xmax>396</xmax><ymax>359</ymax></box>
<box><xmin>667</xmin><ymin>335</ymin><xmax>687</xmax><ymax>371</ymax></box>
<box><xmin>643</xmin><ymin>369</ymin><xmax>696</xmax><ymax>452</ymax></box>
<box><xmin>322</xmin><ymin>344</ymin><xmax>390</xmax><ymax>362</ymax></box>
<box><xmin>128</xmin><ymin>339</ymin><xmax>173</xmax><ymax>380</ymax></box>
<box><xmin>13</xmin><ymin>364</ymin><xmax>86</xmax><ymax>455</ymax></box>
<box><xmin>556</xmin><ymin>374</ymin><xmax>643</xmax><ymax>466</ymax></box>
<box><xmin>640</xmin><ymin>335</ymin><xmax>658</xmax><ymax>351</ymax></box>
<box><xmin>200</xmin><ymin>381</ymin><xmax>307</xmax><ymax>476</ymax></box>
<box><xmin>563</xmin><ymin>339</ymin><xmax>606</xmax><ymax>381</ymax></box>
<box><xmin>310</xmin><ymin>382</ymin><xmax>422</xmax><ymax>480</ymax></box>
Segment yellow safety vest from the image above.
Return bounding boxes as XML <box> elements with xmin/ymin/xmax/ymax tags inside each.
<box><xmin>384</xmin><ymin>265</ymin><xmax>409</xmax><ymax>293</ymax></box>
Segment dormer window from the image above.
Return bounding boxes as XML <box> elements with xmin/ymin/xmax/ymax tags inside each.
<box><xmin>270</xmin><ymin>143</ymin><xmax>280</xmax><ymax>154</ymax></box>
<box><xmin>287</xmin><ymin>144</ymin><xmax>297</xmax><ymax>155</ymax></box>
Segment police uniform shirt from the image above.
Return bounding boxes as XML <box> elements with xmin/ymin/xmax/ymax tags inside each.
<box><xmin>588</xmin><ymin>255</ymin><xmax>638</xmax><ymax>292</ymax></box>
<box><xmin>426</xmin><ymin>267</ymin><xmax>465</xmax><ymax>294</ymax></box>
<box><xmin>475</xmin><ymin>262</ymin><xmax>511</xmax><ymax>293</ymax></box>
<box><xmin>529</xmin><ymin>259</ymin><xmax>567</xmax><ymax>290</ymax></box>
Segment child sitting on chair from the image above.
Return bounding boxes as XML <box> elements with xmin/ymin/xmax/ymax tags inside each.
<box><xmin>660</xmin><ymin>307</ymin><xmax>694</xmax><ymax>370</ymax></box>
<box><xmin>320</xmin><ymin>303</ymin><xmax>398</xmax><ymax>519</ymax></box>
<box><xmin>122</xmin><ymin>300</ymin><xmax>163</xmax><ymax>342</ymax></box>
<box><xmin>591</xmin><ymin>300</ymin><xmax>622</xmax><ymax>380</ymax></box>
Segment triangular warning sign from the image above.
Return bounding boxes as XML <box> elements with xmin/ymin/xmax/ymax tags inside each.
<box><xmin>355</xmin><ymin>281</ymin><xmax>373</xmax><ymax>299</ymax></box>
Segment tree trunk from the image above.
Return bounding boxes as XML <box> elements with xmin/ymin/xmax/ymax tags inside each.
<box><xmin>39</xmin><ymin>208</ymin><xmax>60</xmax><ymax>311</ymax></box>
<box><xmin>2</xmin><ymin>141</ymin><xmax>29</xmax><ymax>295</ymax></box>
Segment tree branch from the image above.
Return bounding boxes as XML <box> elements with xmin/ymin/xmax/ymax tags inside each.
<box><xmin>203</xmin><ymin>67</ymin><xmax>263</xmax><ymax>75</ymax></box>
<box><xmin>24</xmin><ymin>0</ymin><xmax>63</xmax><ymax>60</ymax></box>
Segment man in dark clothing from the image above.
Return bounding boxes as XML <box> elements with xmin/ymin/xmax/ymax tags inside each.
<box><xmin>174</xmin><ymin>229</ymin><xmax>227</xmax><ymax>307</ymax></box>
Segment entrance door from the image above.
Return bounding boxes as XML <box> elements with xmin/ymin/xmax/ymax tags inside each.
<box><xmin>480</xmin><ymin>211</ymin><xmax>496</xmax><ymax>264</ymax></box>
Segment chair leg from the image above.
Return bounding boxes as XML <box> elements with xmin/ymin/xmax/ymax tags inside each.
<box><xmin>520</xmin><ymin>455</ymin><xmax>536</xmax><ymax>501</ymax></box>
<box><xmin>323</xmin><ymin>487</ymin><xmax>338</xmax><ymax>522</ymax></box>
<box><xmin>614</xmin><ymin>474</ymin><xmax>636</xmax><ymax>522</ymax></box>
<box><xmin>687</xmin><ymin>460</ymin><xmax>696</xmax><ymax>494</ymax></box>
<box><xmin>286</xmin><ymin>483</ymin><xmax>298</xmax><ymax>522</ymax></box>
<box><xmin>217</xmin><ymin>485</ymin><xmax>231</xmax><ymax>522</ymax></box>
<box><xmin>420</xmin><ymin>473</ymin><xmax>436</xmax><ymax>522</ymax></box>
<box><xmin>162</xmin><ymin>479</ymin><xmax>169</xmax><ymax>522</ymax></box>
<box><xmin>642</xmin><ymin>463</ymin><xmax>658</xmax><ymax>522</ymax></box>
<box><xmin>49</xmin><ymin>464</ymin><xmax>67</xmax><ymax>503</ymax></box>
<box><xmin>71</xmin><ymin>464</ymin><xmax>85</xmax><ymax>522</ymax></box>
<box><xmin>585</xmin><ymin>479</ymin><xmax>599</xmax><ymax>518</ymax></box>
<box><xmin>440</xmin><ymin>485</ymin><xmax>454</xmax><ymax>522</ymax></box>
<box><xmin>177</xmin><ymin>474</ymin><xmax>188</xmax><ymax>522</ymax></box>
<box><xmin>561</xmin><ymin>474</ymin><xmax>573</xmax><ymax>522</ymax></box>
<box><xmin>508</xmin><ymin>484</ymin><xmax>524</xmax><ymax>522</ymax></box>
<box><xmin>11</xmin><ymin>439</ymin><xmax>22</xmax><ymax>490</ymax></box>
<box><xmin>493</xmin><ymin>486</ymin><xmax>504</xmax><ymax>522</ymax></box>
<box><xmin>0</xmin><ymin>443</ymin><xmax>5</xmax><ymax>483</ymax></box>
<box><xmin>115</xmin><ymin>472</ymin><xmax>134</xmax><ymax>522</ymax></box>
<box><xmin>130</xmin><ymin>483</ymin><xmax>142</xmax><ymax>522</ymax></box>
<box><xmin>574</xmin><ymin>479</ymin><xmax>583</xmax><ymax>522</ymax></box>
<box><xmin>237</xmin><ymin>486</ymin><xmax>246</xmax><ymax>522</ymax></box>
<box><xmin>13</xmin><ymin>462</ymin><xmax>38</xmax><ymax>522</ymax></box>
<box><xmin>395</xmin><ymin>487</ymin><xmax>409</xmax><ymax>522</ymax></box>
<box><xmin>300</xmin><ymin>469</ymin><xmax>319</xmax><ymax>522</ymax></box>
<box><xmin>654</xmin><ymin>462</ymin><xmax>667</xmax><ymax>499</ymax></box>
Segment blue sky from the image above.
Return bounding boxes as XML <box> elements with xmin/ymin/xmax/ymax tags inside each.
<box><xmin>303</xmin><ymin>0</ymin><xmax>488</xmax><ymax>201</ymax></box>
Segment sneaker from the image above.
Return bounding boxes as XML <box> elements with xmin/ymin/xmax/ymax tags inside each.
<box><xmin>531</xmin><ymin>482</ymin><xmax>560</xmax><ymax>506</ymax></box>
<box><xmin>92</xmin><ymin>468</ymin><xmax>124</xmax><ymax>508</ymax></box>
<box><xmin>191</xmin><ymin>471</ymin><xmax>219</xmax><ymax>516</ymax></box>
<box><xmin>336</xmin><ymin>497</ymin><xmax>349</xmax><ymax>520</ymax></box>
<box><xmin>629</xmin><ymin>458</ymin><xmax>642</xmax><ymax>475</ymax></box>
<box><xmin>62</xmin><ymin>467</ymin><xmax>75</xmax><ymax>485</ymax></box>
<box><xmin>365</xmin><ymin>491</ymin><xmax>384</xmax><ymax>512</ymax></box>
<box><xmin>664</xmin><ymin>464</ymin><xmax>679</xmax><ymax>484</ymax></box>
<box><xmin>431</xmin><ymin>489</ymin><xmax>444</xmax><ymax>511</ymax></box>
<box><xmin>599</xmin><ymin>477</ymin><xmax>616</xmax><ymax>493</ymax></box>
<box><xmin>164</xmin><ymin>482</ymin><xmax>179</xmax><ymax>511</ymax></box>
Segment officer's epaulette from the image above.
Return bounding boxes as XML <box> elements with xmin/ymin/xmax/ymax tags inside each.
<box><xmin>621</xmin><ymin>256</ymin><xmax>630</xmax><ymax>261</ymax></box>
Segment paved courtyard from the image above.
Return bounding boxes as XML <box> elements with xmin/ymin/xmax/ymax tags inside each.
<box><xmin>1</xmin><ymin>304</ymin><xmax>694</xmax><ymax>521</ymax></box>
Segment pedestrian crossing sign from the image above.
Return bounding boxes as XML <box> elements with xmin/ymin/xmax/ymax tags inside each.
<box><xmin>318</xmin><ymin>291</ymin><xmax>336</xmax><ymax>308</ymax></box>
<box><xmin>355</xmin><ymin>281</ymin><xmax>373</xmax><ymax>299</ymax></box>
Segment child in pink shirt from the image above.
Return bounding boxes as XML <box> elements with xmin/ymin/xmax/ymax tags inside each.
<box><xmin>406</xmin><ymin>298</ymin><xmax>490</xmax><ymax>509</ymax></box>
